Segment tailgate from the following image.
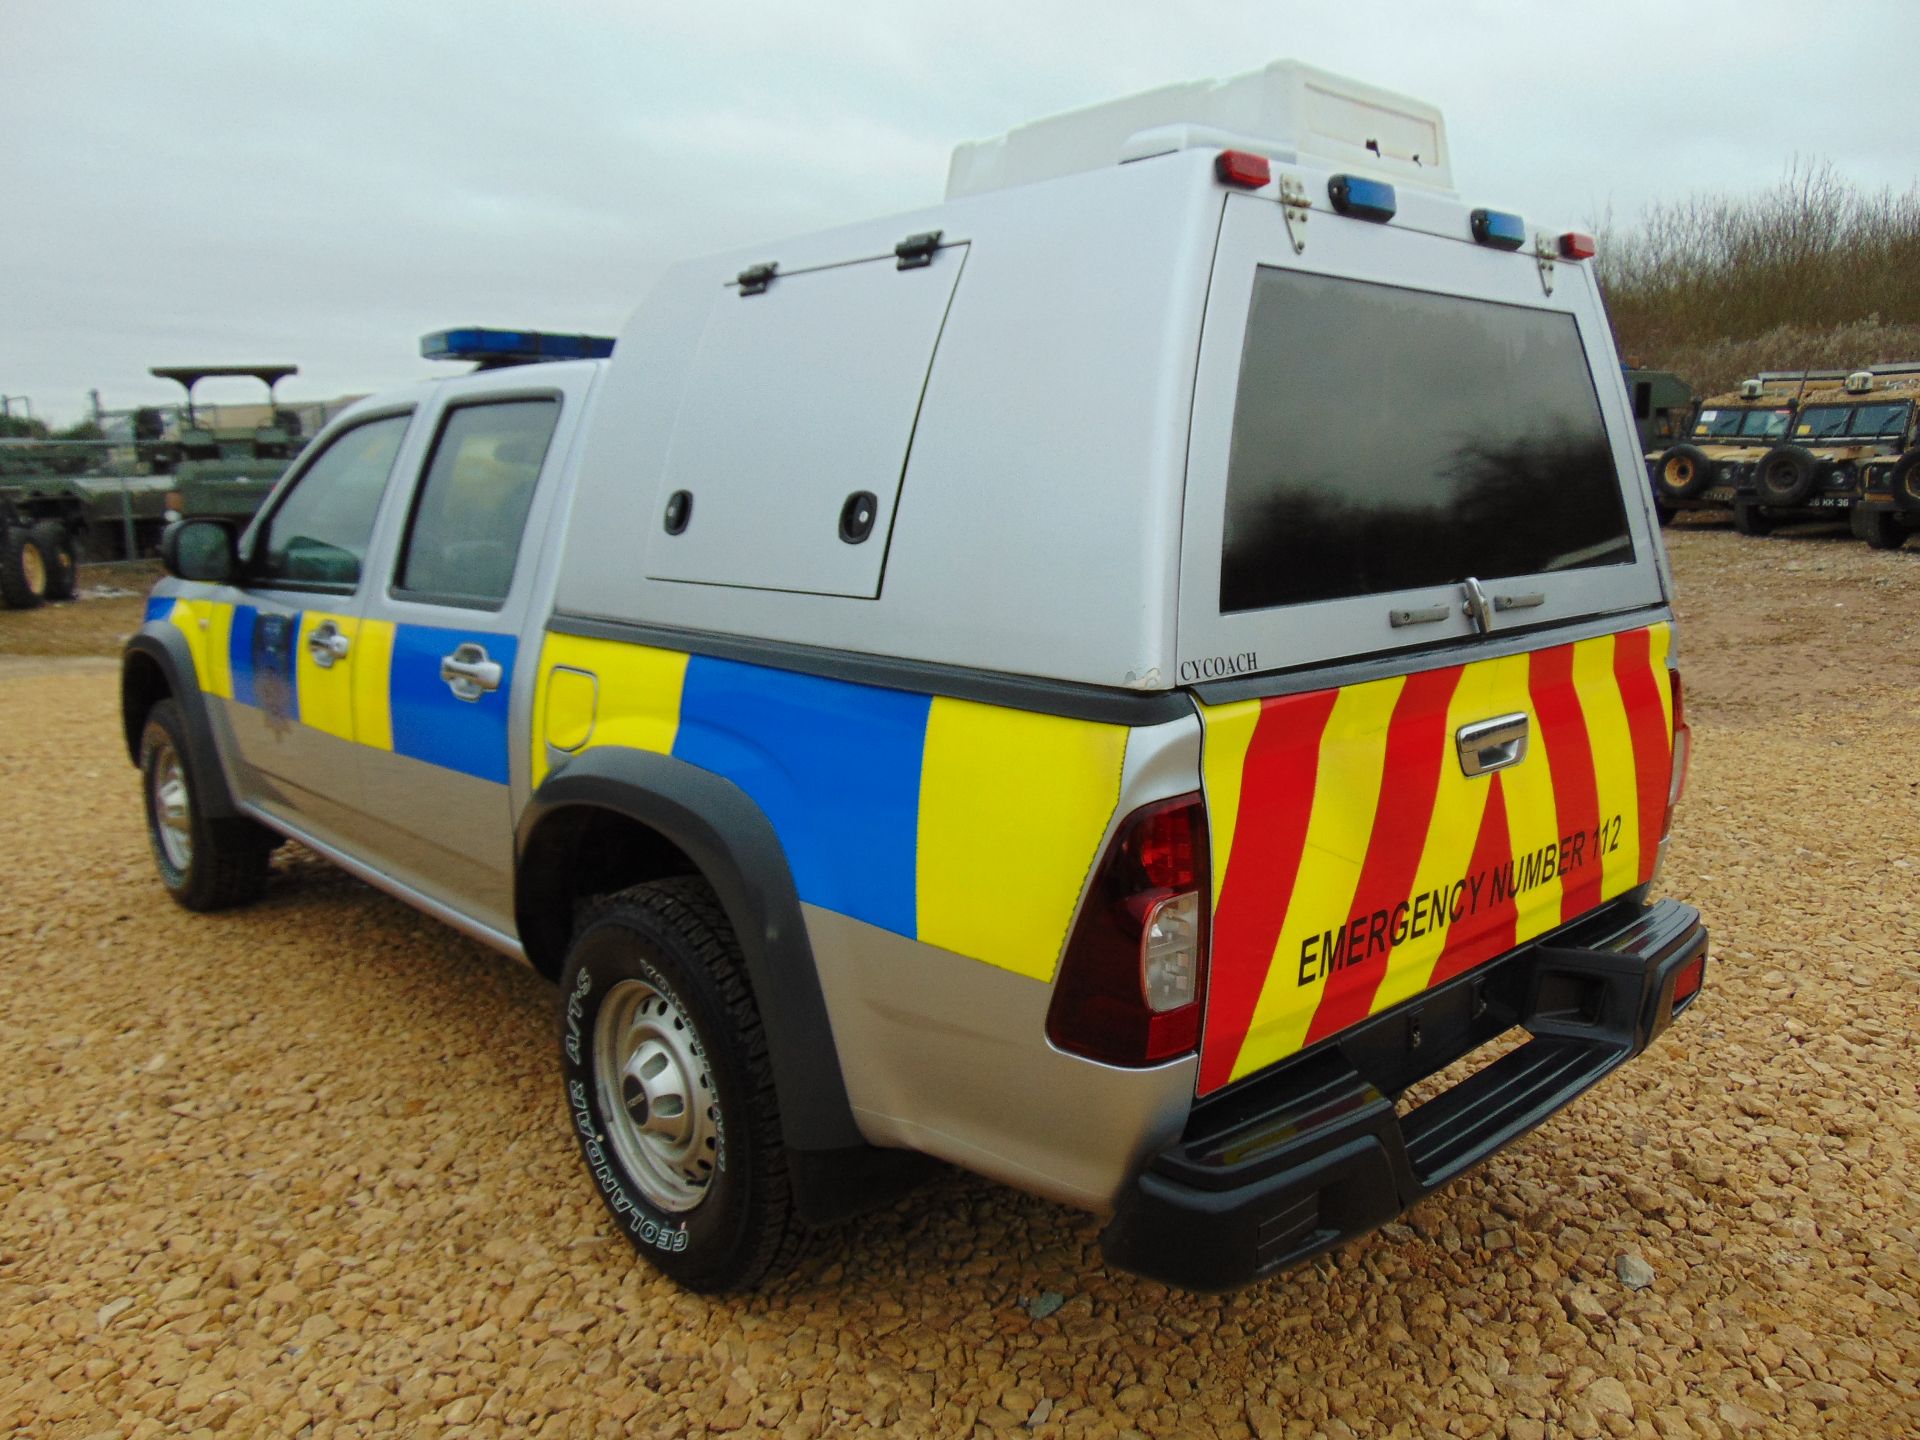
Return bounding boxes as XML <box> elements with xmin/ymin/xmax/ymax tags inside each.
<box><xmin>1195</xmin><ymin>622</ymin><xmax>1673</xmax><ymax>1095</ymax></box>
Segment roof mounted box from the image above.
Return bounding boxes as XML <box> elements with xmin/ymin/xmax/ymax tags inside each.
<box><xmin>946</xmin><ymin>60</ymin><xmax>1452</xmax><ymax>202</ymax></box>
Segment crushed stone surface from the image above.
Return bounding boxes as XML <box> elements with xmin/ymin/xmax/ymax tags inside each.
<box><xmin>2</xmin><ymin>521</ymin><xmax>1917</xmax><ymax>1438</ymax></box>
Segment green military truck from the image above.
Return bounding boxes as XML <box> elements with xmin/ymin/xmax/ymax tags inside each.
<box><xmin>152</xmin><ymin>365</ymin><xmax>306</xmax><ymax>525</ymax></box>
<box><xmin>1623</xmin><ymin>367</ymin><xmax>1694</xmax><ymax>460</ymax></box>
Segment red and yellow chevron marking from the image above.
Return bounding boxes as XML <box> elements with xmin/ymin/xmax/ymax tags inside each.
<box><xmin>1196</xmin><ymin>622</ymin><xmax>1673</xmax><ymax>1095</ymax></box>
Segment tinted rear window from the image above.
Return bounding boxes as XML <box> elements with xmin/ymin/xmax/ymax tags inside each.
<box><xmin>1220</xmin><ymin>268</ymin><xmax>1634</xmax><ymax>614</ymax></box>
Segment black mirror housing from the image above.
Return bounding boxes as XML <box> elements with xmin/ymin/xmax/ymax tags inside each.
<box><xmin>160</xmin><ymin>519</ymin><xmax>239</xmax><ymax>584</ymax></box>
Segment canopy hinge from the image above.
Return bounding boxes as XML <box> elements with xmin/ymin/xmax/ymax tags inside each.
<box><xmin>1278</xmin><ymin>175</ymin><xmax>1310</xmax><ymax>255</ymax></box>
<box><xmin>895</xmin><ymin>230</ymin><xmax>944</xmax><ymax>270</ymax></box>
<box><xmin>736</xmin><ymin>262</ymin><xmax>778</xmax><ymax>297</ymax></box>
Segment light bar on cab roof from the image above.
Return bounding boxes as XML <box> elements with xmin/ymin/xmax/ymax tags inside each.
<box><xmin>420</xmin><ymin>327</ymin><xmax>616</xmax><ymax>365</ymax></box>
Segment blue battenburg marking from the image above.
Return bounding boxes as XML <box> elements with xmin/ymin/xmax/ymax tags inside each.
<box><xmin>251</xmin><ymin>610</ymin><xmax>299</xmax><ymax>722</ymax></box>
<box><xmin>388</xmin><ymin>623</ymin><xmax>518</xmax><ymax>784</ymax></box>
<box><xmin>144</xmin><ymin>595</ymin><xmax>176</xmax><ymax>624</ymax></box>
<box><xmin>227</xmin><ymin>605</ymin><xmax>260</xmax><ymax>707</ymax></box>
<box><xmin>673</xmin><ymin>657</ymin><xmax>930</xmax><ymax>937</ymax></box>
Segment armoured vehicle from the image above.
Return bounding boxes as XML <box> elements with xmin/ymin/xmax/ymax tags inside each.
<box><xmin>123</xmin><ymin>62</ymin><xmax>1705</xmax><ymax>1296</ymax></box>
<box><xmin>1648</xmin><ymin>377</ymin><xmax>1797</xmax><ymax>527</ymax></box>
<box><xmin>1731</xmin><ymin>365</ymin><xmax>1920</xmax><ymax>545</ymax></box>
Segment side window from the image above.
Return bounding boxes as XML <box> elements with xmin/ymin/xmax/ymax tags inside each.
<box><xmin>395</xmin><ymin>399</ymin><xmax>560</xmax><ymax>606</ymax></box>
<box><xmin>255</xmin><ymin>413</ymin><xmax>410</xmax><ymax>588</ymax></box>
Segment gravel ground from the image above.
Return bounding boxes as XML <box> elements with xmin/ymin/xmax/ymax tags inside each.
<box><xmin>3</xmin><ymin>522</ymin><xmax>1917</xmax><ymax>1439</ymax></box>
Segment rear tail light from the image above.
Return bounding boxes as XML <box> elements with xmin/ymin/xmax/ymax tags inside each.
<box><xmin>1046</xmin><ymin>793</ymin><xmax>1210</xmax><ymax>1066</ymax></box>
<box><xmin>1214</xmin><ymin>150</ymin><xmax>1271</xmax><ymax>190</ymax></box>
<box><xmin>1672</xmin><ymin>952</ymin><xmax>1705</xmax><ymax>1005</ymax></box>
<box><xmin>1664</xmin><ymin>670</ymin><xmax>1691</xmax><ymax>841</ymax></box>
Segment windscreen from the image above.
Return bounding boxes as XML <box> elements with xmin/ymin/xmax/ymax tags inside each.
<box><xmin>1219</xmin><ymin>268</ymin><xmax>1634</xmax><ymax>614</ymax></box>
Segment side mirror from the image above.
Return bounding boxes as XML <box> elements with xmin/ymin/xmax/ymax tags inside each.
<box><xmin>159</xmin><ymin>519</ymin><xmax>239</xmax><ymax>584</ymax></box>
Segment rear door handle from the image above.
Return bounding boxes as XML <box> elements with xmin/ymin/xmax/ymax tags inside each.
<box><xmin>440</xmin><ymin>642</ymin><xmax>502</xmax><ymax>702</ymax></box>
<box><xmin>1457</xmin><ymin>713</ymin><xmax>1529</xmax><ymax>776</ymax></box>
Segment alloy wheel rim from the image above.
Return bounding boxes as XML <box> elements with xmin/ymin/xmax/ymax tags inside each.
<box><xmin>149</xmin><ymin>739</ymin><xmax>192</xmax><ymax>872</ymax></box>
<box><xmin>593</xmin><ymin>977</ymin><xmax>718</xmax><ymax>1212</ymax></box>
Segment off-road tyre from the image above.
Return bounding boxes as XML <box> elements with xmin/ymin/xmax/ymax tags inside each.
<box><xmin>1731</xmin><ymin>503</ymin><xmax>1775</xmax><ymax>538</ymax></box>
<box><xmin>1891</xmin><ymin>449</ymin><xmax>1920</xmax><ymax>513</ymax></box>
<box><xmin>1851</xmin><ymin>505</ymin><xmax>1907</xmax><ymax>551</ymax></box>
<box><xmin>1654</xmin><ymin>444</ymin><xmax>1715</xmax><ymax>502</ymax></box>
<box><xmin>557</xmin><ymin>876</ymin><xmax>806</xmax><ymax>1294</ymax></box>
<box><xmin>29</xmin><ymin>520</ymin><xmax>78</xmax><ymax>600</ymax></box>
<box><xmin>0</xmin><ymin>526</ymin><xmax>49</xmax><ymax>610</ymax></box>
<box><xmin>1754</xmin><ymin>444</ymin><xmax>1820</xmax><ymax>507</ymax></box>
<box><xmin>139</xmin><ymin>699</ymin><xmax>273</xmax><ymax>911</ymax></box>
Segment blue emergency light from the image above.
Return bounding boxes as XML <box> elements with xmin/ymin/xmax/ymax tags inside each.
<box><xmin>1327</xmin><ymin>174</ymin><xmax>1397</xmax><ymax>223</ymax></box>
<box><xmin>420</xmin><ymin>327</ymin><xmax>616</xmax><ymax>366</ymax></box>
<box><xmin>1469</xmin><ymin>208</ymin><xmax>1527</xmax><ymax>252</ymax></box>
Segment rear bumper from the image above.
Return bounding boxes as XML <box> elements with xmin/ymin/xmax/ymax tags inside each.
<box><xmin>1101</xmin><ymin>897</ymin><xmax>1707</xmax><ymax>1292</ymax></box>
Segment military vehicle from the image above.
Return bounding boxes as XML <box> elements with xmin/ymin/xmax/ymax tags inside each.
<box><xmin>1730</xmin><ymin>365</ymin><xmax>1920</xmax><ymax>544</ymax></box>
<box><xmin>1648</xmin><ymin>377</ymin><xmax>1798</xmax><ymax>529</ymax></box>
<box><xmin>1622</xmin><ymin>367</ymin><xmax>1694</xmax><ymax>458</ymax></box>
<box><xmin>151</xmin><ymin>365</ymin><xmax>306</xmax><ymax>525</ymax></box>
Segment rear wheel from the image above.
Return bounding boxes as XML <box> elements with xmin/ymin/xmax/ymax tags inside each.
<box><xmin>139</xmin><ymin>699</ymin><xmax>274</xmax><ymax>911</ymax></box>
<box><xmin>1852</xmin><ymin>505</ymin><xmax>1906</xmax><ymax>551</ymax></box>
<box><xmin>0</xmin><ymin>526</ymin><xmax>49</xmax><ymax>609</ymax></box>
<box><xmin>29</xmin><ymin>520</ymin><xmax>77</xmax><ymax>600</ymax></box>
<box><xmin>1732</xmin><ymin>503</ymin><xmax>1774</xmax><ymax>537</ymax></box>
<box><xmin>558</xmin><ymin>877</ymin><xmax>805</xmax><ymax>1293</ymax></box>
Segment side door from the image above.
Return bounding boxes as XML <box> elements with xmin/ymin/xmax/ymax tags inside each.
<box><xmin>217</xmin><ymin>408</ymin><xmax>415</xmax><ymax>851</ymax></box>
<box><xmin>350</xmin><ymin>377</ymin><xmax>584</xmax><ymax>939</ymax></box>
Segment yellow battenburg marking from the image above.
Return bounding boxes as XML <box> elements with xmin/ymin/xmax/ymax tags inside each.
<box><xmin>350</xmin><ymin>619</ymin><xmax>397</xmax><ymax>752</ymax></box>
<box><xmin>1572</xmin><ymin>633</ymin><xmax>1641</xmax><ymax>897</ymax></box>
<box><xmin>1371</xmin><ymin>661</ymin><xmax>1499</xmax><ymax>1012</ymax></box>
<box><xmin>1231</xmin><ymin>675</ymin><xmax>1403</xmax><ymax>1082</ymax></box>
<box><xmin>544</xmin><ymin>667</ymin><xmax>598</xmax><ymax>752</ymax></box>
<box><xmin>167</xmin><ymin>597</ymin><xmax>237</xmax><ymax>700</ymax></box>
<box><xmin>915</xmin><ymin>698</ymin><xmax>1127</xmax><ymax>982</ymax></box>
<box><xmin>530</xmin><ymin>633</ymin><xmax>688</xmax><ymax>786</ymax></box>
<box><xmin>1486</xmin><ymin>652</ymin><xmax>1563</xmax><ymax>945</ymax></box>
<box><xmin>1198</xmin><ymin>698</ymin><xmax>1262</xmax><ymax>901</ymax></box>
<box><xmin>294</xmin><ymin>611</ymin><xmax>361</xmax><ymax>743</ymax></box>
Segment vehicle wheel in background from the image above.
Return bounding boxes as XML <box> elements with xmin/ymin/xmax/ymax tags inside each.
<box><xmin>1851</xmin><ymin>506</ymin><xmax>1906</xmax><ymax>551</ymax></box>
<box><xmin>1654</xmin><ymin>445</ymin><xmax>1715</xmax><ymax>502</ymax></box>
<box><xmin>29</xmin><ymin>520</ymin><xmax>78</xmax><ymax>600</ymax></box>
<box><xmin>0</xmin><ymin>526</ymin><xmax>50</xmax><ymax>609</ymax></box>
<box><xmin>1892</xmin><ymin>448</ymin><xmax>1920</xmax><ymax>511</ymax></box>
<box><xmin>139</xmin><ymin>699</ymin><xmax>274</xmax><ymax>911</ymax></box>
<box><xmin>1754</xmin><ymin>445</ymin><xmax>1820</xmax><ymax>507</ymax></box>
<box><xmin>1731</xmin><ymin>504</ymin><xmax>1775</xmax><ymax>538</ymax></box>
<box><xmin>558</xmin><ymin>876</ymin><xmax>806</xmax><ymax>1294</ymax></box>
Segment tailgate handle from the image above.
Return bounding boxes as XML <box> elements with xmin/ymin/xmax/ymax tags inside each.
<box><xmin>1493</xmin><ymin>591</ymin><xmax>1545</xmax><ymax>613</ymax></box>
<box><xmin>1457</xmin><ymin>713</ymin><xmax>1529</xmax><ymax>776</ymax></box>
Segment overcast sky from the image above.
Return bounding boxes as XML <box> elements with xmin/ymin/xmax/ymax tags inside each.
<box><xmin>5</xmin><ymin>0</ymin><xmax>1917</xmax><ymax>426</ymax></box>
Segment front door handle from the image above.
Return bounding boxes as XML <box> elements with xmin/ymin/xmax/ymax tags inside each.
<box><xmin>441</xmin><ymin>642</ymin><xmax>502</xmax><ymax>702</ymax></box>
<box><xmin>1457</xmin><ymin>713</ymin><xmax>1529</xmax><ymax>776</ymax></box>
<box><xmin>307</xmin><ymin>620</ymin><xmax>350</xmax><ymax>669</ymax></box>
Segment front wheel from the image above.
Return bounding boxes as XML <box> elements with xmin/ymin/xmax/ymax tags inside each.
<box><xmin>0</xmin><ymin>525</ymin><xmax>49</xmax><ymax>609</ymax></box>
<box><xmin>1732</xmin><ymin>503</ymin><xmax>1775</xmax><ymax>537</ymax></box>
<box><xmin>558</xmin><ymin>877</ymin><xmax>805</xmax><ymax>1293</ymax></box>
<box><xmin>29</xmin><ymin>520</ymin><xmax>77</xmax><ymax>600</ymax></box>
<box><xmin>139</xmin><ymin>699</ymin><xmax>274</xmax><ymax>911</ymax></box>
<box><xmin>1852</xmin><ymin>505</ymin><xmax>1907</xmax><ymax>551</ymax></box>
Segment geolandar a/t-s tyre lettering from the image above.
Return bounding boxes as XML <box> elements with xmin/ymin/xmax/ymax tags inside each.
<box><xmin>557</xmin><ymin>876</ymin><xmax>806</xmax><ymax>1294</ymax></box>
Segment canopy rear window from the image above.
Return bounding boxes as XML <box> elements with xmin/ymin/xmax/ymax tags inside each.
<box><xmin>1219</xmin><ymin>269</ymin><xmax>1633</xmax><ymax>615</ymax></box>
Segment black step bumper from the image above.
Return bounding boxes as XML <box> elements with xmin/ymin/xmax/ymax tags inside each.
<box><xmin>1101</xmin><ymin>898</ymin><xmax>1707</xmax><ymax>1293</ymax></box>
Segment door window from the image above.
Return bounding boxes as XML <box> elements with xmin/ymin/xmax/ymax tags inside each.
<box><xmin>395</xmin><ymin>399</ymin><xmax>560</xmax><ymax>606</ymax></box>
<box><xmin>254</xmin><ymin>413</ymin><xmax>411</xmax><ymax>589</ymax></box>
